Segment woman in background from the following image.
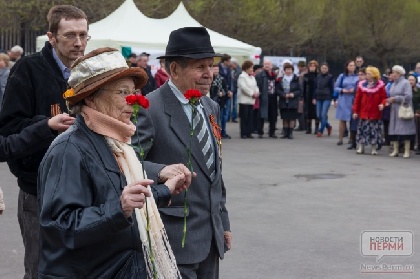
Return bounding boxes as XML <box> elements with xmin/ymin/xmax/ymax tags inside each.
<box><xmin>382</xmin><ymin>65</ymin><xmax>416</xmax><ymax>158</ymax></box>
<box><xmin>303</xmin><ymin>60</ymin><xmax>319</xmax><ymax>134</ymax></box>
<box><xmin>238</xmin><ymin>60</ymin><xmax>259</xmax><ymax>139</ymax></box>
<box><xmin>154</xmin><ymin>58</ymin><xmax>169</xmax><ymax>88</ymax></box>
<box><xmin>277</xmin><ymin>63</ymin><xmax>301</xmax><ymax>139</ymax></box>
<box><xmin>334</xmin><ymin>60</ymin><xmax>358</xmax><ymax>145</ymax></box>
<box><xmin>313</xmin><ymin>62</ymin><xmax>334</xmax><ymax>137</ymax></box>
<box><xmin>352</xmin><ymin>67</ymin><xmax>387</xmax><ymax>155</ymax></box>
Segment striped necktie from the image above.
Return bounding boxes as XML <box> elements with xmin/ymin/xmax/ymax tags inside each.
<box><xmin>192</xmin><ymin>103</ymin><xmax>215</xmax><ymax>181</ymax></box>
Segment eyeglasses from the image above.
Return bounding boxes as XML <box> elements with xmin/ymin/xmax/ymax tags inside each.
<box><xmin>102</xmin><ymin>88</ymin><xmax>141</xmax><ymax>97</ymax></box>
<box><xmin>57</xmin><ymin>33</ymin><xmax>91</xmax><ymax>42</ymax></box>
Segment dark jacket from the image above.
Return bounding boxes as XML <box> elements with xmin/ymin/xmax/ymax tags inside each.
<box><xmin>231</xmin><ymin>66</ymin><xmax>242</xmax><ymax>93</ymax></box>
<box><xmin>314</xmin><ymin>73</ymin><xmax>334</xmax><ymax>101</ymax></box>
<box><xmin>0</xmin><ymin>119</ymin><xmax>54</xmax><ymax>162</ymax></box>
<box><xmin>277</xmin><ymin>75</ymin><xmax>302</xmax><ymax>109</ymax></box>
<box><xmin>210</xmin><ymin>74</ymin><xmax>229</xmax><ymax>107</ymax></box>
<box><xmin>255</xmin><ymin>70</ymin><xmax>278</xmax><ymax>119</ymax></box>
<box><xmin>0</xmin><ymin>41</ymin><xmax>67</xmax><ymax>195</ymax></box>
<box><xmin>218</xmin><ymin>63</ymin><xmax>232</xmax><ymax>91</ymax></box>
<box><xmin>37</xmin><ymin>115</ymin><xmax>171</xmax><ymax>279</ymax></box>
<box><xmin>141</xmin><ymin>65</ymin><xmax>157</xmax><ymax>95</ymax></box>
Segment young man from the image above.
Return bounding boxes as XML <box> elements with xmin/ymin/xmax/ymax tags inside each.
<box><xmin>137</xmin><ymin>27</ymin><xmax>231</xmax><ymax>279</ymax></box>
<box><xmin>0</xmin><ymin>5</ymin><xmax>87</xmax><ymax>278</ymax></box>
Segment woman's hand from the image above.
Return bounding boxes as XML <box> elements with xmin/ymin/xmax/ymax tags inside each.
<box><xmin>333</xmin><ymin>100</ymin><xmax>338</xmax><ymax>108</ymax></box>
<box><xmin>252</xmin><ymin>92</ymin><xmax>259</xmax><ymax>99</ymax></box>
<box><xmin>387</xmin><ymin>97</ymin><xmax>395</xmax><ymax>104</ymax></box>
<box><xmin>378</xmin><ymin>104</ymin><xmax>384</xmax><ymax>111</ymax></box>
<box><xmin>352</xmin><ymin>113</ymin><xmax>358</xmax><ymax>119</ymax></box>
<box><xmin>120</xmin><ymin>179</ymin><xmax>153</xmax><ymax>218</ymax></box>
<box><xmin>48</xmin><ymin>113</ymin><xmax>75</xmax><ymax>132</ymax></box>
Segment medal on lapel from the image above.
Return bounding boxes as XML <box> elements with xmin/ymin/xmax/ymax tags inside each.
<box><xmin>209</xmin><ymin>114</ymin><xmax>222</xmax><ymax>165</ymax></box>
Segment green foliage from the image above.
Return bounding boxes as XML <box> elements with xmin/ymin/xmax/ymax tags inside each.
<box><xmin>0</xmin><ymin>0</ymin><xmax>418</xmax><ymax>65</ymax></box>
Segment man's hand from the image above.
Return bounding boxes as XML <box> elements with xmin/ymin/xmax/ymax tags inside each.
<box><xmin>165</xmin><ymin>173</ymin><xmax>189</xmax><ymax>195</ymax></box>
<box><xmin>224</xmin><ymin>231</ymin><xmax>232</xmax><ymax>250</ymax></box>
<box><xmin>48</xmin><ymin>113</ymin><xmax>75</xmax><ymax>132</ymax></box>
<box><xmin>228</xmin><ymin>91</ymin><xmax>233</xmax><ymax>98</ymax></box>
<box><xmin>120</xmin><ymin>179</ymin><xmax>153</xmax><ymax>218</ymax></box>
<box><xmin>312</xmin><ymin>99</ymin><xmax>317</xmax><ymax>105</ymax></box>
<box><xmin>158</xmin><ymin>164</ymin><xmax>195</xmax><ymax>188</ymax></box>
<box><xmin>352</xmin><ymin>113</ymin><xmax>358</xmax><ymax>119</ymax></box>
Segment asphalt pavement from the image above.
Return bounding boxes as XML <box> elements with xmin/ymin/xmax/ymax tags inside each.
<box><xmin>1</xmin><ymin>113</ymin><xmax>419</xmax><ymax>279</ymax></box>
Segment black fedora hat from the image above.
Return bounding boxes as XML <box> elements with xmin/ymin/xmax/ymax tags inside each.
<box><xmin>157</xmin><ymin>27</ymin><xmax>221</xmax><ymax>59</ymax></box>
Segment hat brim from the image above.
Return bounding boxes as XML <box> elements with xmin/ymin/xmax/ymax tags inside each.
<box><xmin>157</xmin><ymin>52</ymin><xmax>222</xmax><ymax>60</ymax></box>
<box><xmin>66</xmin><ymin>67</ymin><xmax>148</xmax><ymax>105</ymax></box>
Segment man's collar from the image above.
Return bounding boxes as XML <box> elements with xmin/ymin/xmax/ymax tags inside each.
<box><xmin>168</xmin><ymin>79</ymin><xmax>188</xmax><ymax>104</ymax></box>
<box><xmin>52</xmin><ymin>48</ymin><xmax>71</xmax><ymax>79</ymax></box>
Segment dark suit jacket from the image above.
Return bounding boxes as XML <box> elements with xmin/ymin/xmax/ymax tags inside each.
<box><xmin>136</xmin><ymin>82</ymin><xmax>230</xmax><ymax>264</ymax></box>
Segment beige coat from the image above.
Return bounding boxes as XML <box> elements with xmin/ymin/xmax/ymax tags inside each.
<box><xmin>238</xmin><ymin>71</ymin><xmax>258</xmax><ymax>105</ymax></box>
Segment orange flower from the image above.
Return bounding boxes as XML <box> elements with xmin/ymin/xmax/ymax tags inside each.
<box><xmin>63</xmin><ymin>88</ymin><xmax>75</xmax><ymax>99</ymax></box>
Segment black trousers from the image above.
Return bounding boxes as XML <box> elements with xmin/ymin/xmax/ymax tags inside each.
<box><xmin>239</xmin><ymin>104</ymin><xmax>254</xmax><ymax>137</ymax></box>
<box><xmin>258</xmin><ymin>94</ymin><xmax>278</xmax><ymax>136</ymax></box>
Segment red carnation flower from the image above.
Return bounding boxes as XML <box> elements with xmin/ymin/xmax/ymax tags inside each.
<box><xmin>137</xmin><ymin>95</ymin><xmax>150</xmax><ymax>109</ymax></box>
<box><xmin>184</xmin><ymin>89</ymin><xmax>202</xmax><ymax>105</ymax></box>
<box><xmin>126</xmin><ymin>95</ymin><xmax>137</xmax><ymax>105</ymax></box>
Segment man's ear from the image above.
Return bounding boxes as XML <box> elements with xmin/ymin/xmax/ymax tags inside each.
<box><xmin>169</xmin><ymin>61</ymin><xmax>178</xmax><ymax>80</ymax></box>
<box><xmin>47</xmin><ymin>32</ymin><xmax>56</xmax><ymax>48</ymax></box>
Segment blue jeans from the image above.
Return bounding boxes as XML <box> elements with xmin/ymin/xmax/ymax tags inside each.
<box><xmin>221</xmin><ymin>99</ymin><xmax>231</xmax><ymax>136</ymax></box>
<box><xmin>231</xmin><ymin>91</ymin><xmax>238</xmax><ymax>121</ymax></box>
<box><xmin>316</xmin><ymin>100</ymin><xmax>331</xmax><ymax>133</ymax></box>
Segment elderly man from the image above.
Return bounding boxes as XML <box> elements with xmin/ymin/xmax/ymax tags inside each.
<box><xmin>137</xmin><ymin>27</ymin><xmax>231</xmax><ymax>279</ymax></box>
<box><xmin>8</xmin><ymin>45</ymin><xmax>24</xmax><ymax>68</ymax></box>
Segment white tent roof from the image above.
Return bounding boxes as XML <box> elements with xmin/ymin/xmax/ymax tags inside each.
<box><xmin>36</xmin><ymin>0</ymin><xmax>261</xmax><ymax>57</ymax></box>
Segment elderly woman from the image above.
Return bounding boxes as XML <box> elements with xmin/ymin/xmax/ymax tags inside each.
<box><xmin>238</xmin><ymin>60</ymin><xmax>259</xmax><ymax>139</ymax></box>
<box><xmin>277</xmin><ymin>63</ymin><xmax>302</xmax><ymax>139</ymax></box>
<box><xmin>38</xmin><ymin>48</ymin><xmax>187</xmax><ymax>278</ymax></box>
<box><xmin>0</xmin><ymin>53</ymin><xmax>10</xmax><ymax>106</ymax></box>
<box><xmin>381</xmin><ymin>65</ymin><xmax>416</xmax><ymax>158</ymax></box>
<box><xmin>334</xmin><ymin>60</ymin><xmax>358</xmax><ymax>145</ymax></box>
<box><xmin>352</xmin><ymin>67</ymin><xmax>387</xmax><ymax>155</ymax></box>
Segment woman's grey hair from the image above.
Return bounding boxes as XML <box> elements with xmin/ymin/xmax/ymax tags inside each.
<box><xmin>68</xmin><ymin>89</ymin><xmax>103</xmax><ymax>115</ymax></box>
<box><xmin>392</xmin><ymin>65</ymin><xmax>406</xmax><ymax>75</ymax></box>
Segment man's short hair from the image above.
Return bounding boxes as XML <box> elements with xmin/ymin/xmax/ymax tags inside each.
<box><xmin>165</xmin><ymin>57</ymin><xmax>190</xmax><ymax>75</ymax></box>
<box><xmin>221</xmin><ymin>54</ymin><xmax>231</xmax><ymax>63</ymax></box>
<box><xmin>47</xmin><ymin>5</ymin><xmax>88</xmax><ymax>35</ymax></box>
<box><xmin>10</xmin><ymin>45</ymin><xmax>23</xmax><ymax>54</ymax></box>
<box><xmin>140</xmin><ymin>52</ymin><xmax>150</xmax><ymax>57</ymax></box>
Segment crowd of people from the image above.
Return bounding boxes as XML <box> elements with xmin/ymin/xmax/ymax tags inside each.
<box><xmin>205</xmin><ymin>54</ymin><xmax>420</xmax><ymax>159</ymax></box>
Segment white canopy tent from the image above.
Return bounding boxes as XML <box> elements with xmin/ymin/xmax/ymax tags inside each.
<box><xmin>36</xmin><ymin>0</ymin><xmax>261</xmax><ymax>60</ymax></box>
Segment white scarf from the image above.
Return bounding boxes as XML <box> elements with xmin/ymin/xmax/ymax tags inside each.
<box><xmin>107</xmin><ymin>138</ymin><xmax>181</xmax><ymax>279</ymax></box>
